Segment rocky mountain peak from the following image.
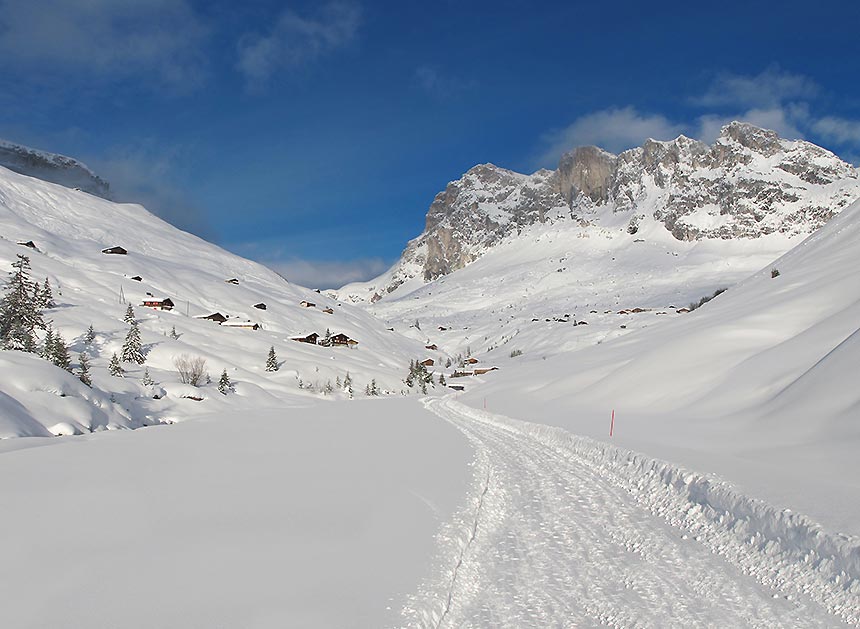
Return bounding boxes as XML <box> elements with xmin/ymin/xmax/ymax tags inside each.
<box><xmin>336</xmin><ymin>122</ymin><xmax>860</xmax><ymax>304</ymax></box>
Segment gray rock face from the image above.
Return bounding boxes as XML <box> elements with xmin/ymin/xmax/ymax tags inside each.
<box><xmin>338</xmin><ymin>122</ymin><xmax>860</xmax><ymax>302</ymax></box>
<box><xmin>0</xmin><ymin>140</ymin><xmax>111</xmax><ymax>199</ymax></box>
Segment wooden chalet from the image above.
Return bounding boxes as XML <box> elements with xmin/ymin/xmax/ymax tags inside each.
<box><xmin>448</xmin><ymin>384</ymin><xmax>465</xmax><ymax>391</ymax></box>
<box><xmin>419</xmin><ymin>358</ymin><xmax>435</xmax><ymax>367</ymax></box>
<box><xmin>142</xmin><ymin>297</ymin><xmax>174</xmax><ymax>311</ymax></box>
<box><xmin>102</xmin><ymin>246</ymin><xmax>128</xmax><ymax>255</ymax></box>
<box><xmin>322</xmin><ymin>307</ymin><xmax>334</xmax><ymax>314</ymax></box>
<box><xmin>196</xmin><ymin>312</ymin><xmax>228</xmax><ymax>323</ymax></box>
<box><xmin>17</xmin><ymin>240</ymin><xmax>37</xmax><ymax>250</ymax></box>
<box><xmin>225</xmin><ymin>278</ymin><xmax>240</xmax><ymax>285</ymax></box>
<box><xmin>300</xmin><ymin>300</ymin><xmax>316</xmax><ymax>308</ymax></box>
<box><xmin>473</xmin><ymin>366</ymin><xmax>499</xmax><ymax>375</ymax></box>
<box><xmin>253</xmin><ymin>303</ymin><xmax>267</xmax><ymax>310</ymax></box>
<box><xmin>328</xmin><ymin>333</ymin><xmax>357</xmax><ymax>347</ymax></box>
<box><xmin>290</xmin><ymin>332</ymin><xmax>319</xmax><ymax>345</ymax></box>
<box><xmin>130</xmin><ymin>275</ymin><xmax>143</xmax><ymax>281</ymax></box>
<box><xmin>425</xmin><ymin>344</ymin><xmax>438</xmax><ymax>350</ymax></box>
<box><xmin>222</xmin><ymin>320</ymin><xmax>261</xmax><ymax>330</ymax></box>
<box><xmin>464</xmin><ymin>357</ymin><xmax>479</xmax><ymax>364</ymax></box>
<box><xmin>451</xmin><ymin>370</ymin><xmax>474</xmax><ymax>378</ymax></box>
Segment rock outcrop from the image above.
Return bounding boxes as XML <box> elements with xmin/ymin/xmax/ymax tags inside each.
<box><xmin>0</xmin><ymin>139</ymin><xmax>111</xmax><ymax>199</ymax></box>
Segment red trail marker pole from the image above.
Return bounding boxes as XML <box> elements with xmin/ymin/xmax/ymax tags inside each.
<box><xmin>610</xmin><ymin>409</ymin><xmax>615</xmax><ymax>437</ymax></box>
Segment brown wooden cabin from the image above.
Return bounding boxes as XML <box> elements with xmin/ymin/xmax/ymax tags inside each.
<box><xmin>222</xmin><ymin>320</ymin><xmax>261</xmax><ymax>330</ymax></box>
<box><xmin>198</xmin><ymin>312</ymin><xmax>228</xmax><ymax>323</ymax></box>
<box><xmin>130</xmin><ymin>275</ymin><xmax>143</xmax><ymax>281</ymax></box>
<box><xmin>291</xmin><ymin>332</ymin><xmax>319</xmax><ymax>345</ymax></box>
<box><xmin>438</xmin><ymin>326</ymin><xmax>448</xmax><ymax>331</ymax></box>
<box><xmin>322</xmin><ymin>307</ymin><xmax>334</xmax><ymax>314</ymax></box>
<box><xmin>328</xmin><ymin>333</ymin><xmax>357</xmax><ymax>347</ymax></box>
<box><xmin>102</xmin><ymin>246</ymin><xmax>128</xmax><ymax>255</ymax></box>
<box><xmin>419</xmin><ymin>358</ymin><xmax>435</xmax><ymax>367</ymax></box>
<box><xmin>300</xmin><ymin>300</ymin><xmax>316</xmax><ymax>308</ymax></box>
<box><xmin>451</xmin><ymin>370</ymin><xmax>474</xmax><ymax>378</ymax></box>
<box><xmin>464</xmin><ymin>357</ymin><xmax>479</xmax><ymax>364</ymax></box>
<box><xmin>17</xmin><ymin>240</ymin><xmax>37</xmax><ymax>250</ymax></box>
<box><xmin>473</xmin><ymin>366</ymin><xmax>499</xmax><ymax>375</ymax></box>
<box><xmin>254</xmin><ymin>303</ymin><xmax>267</xmax><ymax>310</ymax></box>
<box><xmin>142</xmin><ymin>297</ymin><xmax>174</xmax><ymax>310</ymax></box>
<box><xmin>225</xmin><ymin>278</ymin><xmax>240</xmax><ymax>285</ymax></box>
<box><xmin>425</xmin><ymin>344</ymin><xmax>438</xmax><ymax>350</ymax></box>
<box><xmin>448</xmin><ymin>384</ymin><xmax>466</xmax><ymax>391</ymax></box>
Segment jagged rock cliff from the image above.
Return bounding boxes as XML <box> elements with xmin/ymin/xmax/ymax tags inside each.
<box><xmin>337</xmin><ymin>122</ymin><xmax>860</xmax><ymax>303</ymax></box>
<box><xmin>0</xmin><ymin>139</ymin><xmax>111</xmax><ymax>199</ymax></box>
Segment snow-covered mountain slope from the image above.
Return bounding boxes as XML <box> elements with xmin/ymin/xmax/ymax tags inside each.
<box><xmin>458</xmin><ymin>195</ymin><xmax>860</xmax><ymax>537</ymax></box>
<box><xmin>0</xmin><ymin>139</ymin><xmax>110</xmax><ymax>198</ymax></box>
<box><xmin>0</xmin><ymin>164</ymin><xmax>428</xmax><ymax>438</ymax></box>
<box><xmin>336</xmin><ymin>122</ymin><xmax>859</xmax><ymax>305</ymax></box>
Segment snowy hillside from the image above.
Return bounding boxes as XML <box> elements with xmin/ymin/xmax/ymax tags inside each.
<box><xmin>0</xmin><ymin>164</ymin><xmax>429</xmax><ymax>438</ymax></box>
<box><xmin>459</xmin><ymin>195</ymin><xmax>860</xmax><ymax>538</ymax></box>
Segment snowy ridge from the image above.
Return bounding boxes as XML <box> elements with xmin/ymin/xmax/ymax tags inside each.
<box><xmin>0</xmin><ymin>138</ymin><xmax>110</xmax><ymax>198</ymax></box>
<box><xmin>417</xmin><ymin>397</ymin><xmax>859</xmax><ymax>627</ymax></box>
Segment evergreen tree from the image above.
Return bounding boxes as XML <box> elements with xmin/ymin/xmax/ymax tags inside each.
<box><xmin>343</xmin><ymin>371</ymin><xmax>353</xmax><ymax>398</ymax></box>
<box><xmin>142</xmin><ymin>367</ymin><xmax>155</xmax><ymax>386</ymax></box>
<box><xmin>439</xmin><ymin>373</ymin><xmax>446</xmax><ymax>386</ymax></box>
<box><xmin>370</xmin><ymin>378</ymin><xmax>379</xmax><ymax>396</ymax></box>
<box><xmin>265</xmin><ymin>346</ymin><xmax>279</xmax><ymax>371</ymax></box>
<box><xmin>40</xmin><ymin>277</ymin><xmax>55</xmax><ymax>309</ymax></box>
<box><xmin>78</xmin><ymin>352</ymin><xmax>92</xmax><ymax>387</ymax></box>
<box><xmin>218</xmin><ymin>369</ymin><xmax>232</xmax><ymax>395</ymax></box>
<box><xmin>85</xmin><ymin>324</ymin><xmax>96</xmax><ymax>345</ymax></box>
<box><xmin>323</xmin><ymin>328</ymin><xmax>332</xmax><ymax>344</ymax></box>
<box><xmin>324</xmin><ymin>380</ymin><xmax>333</xmax><ymax>395</ymax></box>
<box><xmin>124</xmin><ymin>303</ymin><xmax>135</xmax><ymax>324</ymax></box>
<box><xmin>169</xmin><ymin>325</ymin><xmax>179</xmax><ymax>339</ymax></box>
<box><xmin>52</xmin><ymin>332</ymin><xmax>72</xmax><ymax>372</ymax></box>
<box><xmin>336</xmin><ymin>375</ymin><xmax>341</xmax><ymax>388</ymax></box>
<box><xmin>121</xmin><ymin>320</ymin><xmax>146</xmax><ymax>364</ymax></box>
<box><xmin>0</xmin><ymin>254</ymin><xmax>44</xmax><ymax>351</ymax></box>
<box><xmin>41</xmin><ymin>324</ymin><xmax>55</xmax><ymax>361</ymax></box>
<box><xmin>108</xmin><ymin>352</ymin><xmax>124</xmax><ymax>377</ymax></box>
<box><xmin>445</xmin><ymin>357</ymin><xmax>452</xmax><ymax>368</ymax></box>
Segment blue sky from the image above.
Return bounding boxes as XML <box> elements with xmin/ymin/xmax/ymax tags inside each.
<box><xmin>1</xmin><ymin>0</ymin><xmax>859</xmax><ymax>287</ymax></box>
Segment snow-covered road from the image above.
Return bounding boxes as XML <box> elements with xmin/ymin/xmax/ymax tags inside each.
<box><xmin>419</xmin><ymin>397</ymin><xmax>858</xmax><ymax>628</ymax></box>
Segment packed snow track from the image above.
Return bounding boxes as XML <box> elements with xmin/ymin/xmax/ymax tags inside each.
<box><xmin>413</xmin><ymin>397</ymin><xmax>859</xmax><ymax>628</ymax></box>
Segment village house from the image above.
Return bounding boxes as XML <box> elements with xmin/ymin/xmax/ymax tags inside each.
<box><xmin>300</xmin><ymin>300</ymin><xmax>316</xmax><ymax>308</ymax></box>
<box><xmin>425</xmin><ymin>344</ymin><xmax>438</xmax><ymax>350</ymax></box>
<box><xmin>225</xmin><ymin>278</ymin><xmax>240</xmax><ymax>285</ymax></box>
<box><xmin>473</xmin><ymin>366</ymin><xmax>499</xmax><ymax>375</ymax></box>
<box><xmin>464</xmin><ymin>357</ymin><xmax>479</xmax><ymax>364</ymax></box>
<box><xmin>196</xmin><ymin>312</ymin><xmax>228</xmax><ymax>323</ymax></box>
<box><xmin>419</xmin><ymin>358</ymin><xmax>435</xmax><ymax>367</ymax></box>
<box><xmin>141</xmin><ymin>297</ymin><xmax>174</xmax><ymax>311</ymax></box>
<box><xmin>222</xmin><ymin>320</ymin><xmax>261</xmax><ymax>330</ymax></box>
<box><xmin>451</xmin><ymin>370</ymin><xmax>474</xmax><ymax>378</ymax></box>
<box><xmin>322</xmin><ymin>307</ymin><xmax>334</xmax><ymax>314</ymax></box>
<box><xmin>130</xmin><ymin>275</ymin><xmax>143</xmax><ymax>281</ymax></box>
<box><xmin>102</xmin><ymin>246</ymin><xmax>128</xmax><ymax>255</ymax></box>
<box><xmin>327</xmin><ymin>333</ymin><xmax>358</xmax><ymax>348</ymax></box>
<box><xmin>17</xmin><ymin>240</ymin><xmax>37</xmax><ymax>250</ymax></box>
<box><xmin>253</xmin><ymin>303</ymin><xmax>267</xmax><ymax>310</ymax></box>
<box><xmin>290</xmin><ymin>332</ymin><xmax>319</xmax><ymax>345</ymax></box>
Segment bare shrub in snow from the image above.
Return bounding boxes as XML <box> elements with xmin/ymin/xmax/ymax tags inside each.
<box><xmin>174</xmin><ymin>354</ymin><xmax>208</xmax><ymax>386</ymax></box>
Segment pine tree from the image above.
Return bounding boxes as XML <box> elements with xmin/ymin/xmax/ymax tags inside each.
<box><xmin>40</xmin><ymin>277</ymin><xmax>55</xmax><ymax>309</ymax></box>
<box><xmin>52</xmin><ymin>332</ymin><xmax>72</xmax><ymax>372</ymax></box>
<box><xmin>439</xmin><ymin>373</ymin><xmax>446</xmax><ymax>386</ymax></box>
<box><xmin>336</xmin><ymin>375</ymin><xmax>341</xmax><ymax>388</ymax></box>
<box><xmin>85</xmin><ymin>324</ymin><xmax>96</xmax><ymax>344</ymax></box>
<box><xmin>0</xmin><ymin>254</ymin><xmax>45</xmax><ymax>351</ymax></box>
<box><xmin>324</xmin><ymin>380</ymin><xmax>333</xmax><ymax>395</ymax></box>
<box><xmin>343</xmin><ymin>371</ymin><xmax>353</xmax><ymax>398</ymax></box>
<box><xmin>445</xmin><ymin>357</ymin><xmax>452</xmax><ymax>368</ymax></box>
<box><xmin>218</xmin><ymin>369</ymin><xmax>232</xmax><ymax>395</ymax></box>
<box><xmin>124</xmin><ymin>303</ymin><xmax>135</xmax><ymax>324</ymax></box>
<box><xmin>108</xmin><ymin>352</ymin><xmax>124</xmax><ymax>377</ymax></box>
<box><xmin>142</xmin><ymin>367</ymin><xmax>155</xmax><ymax>386</ymax></box>
<box><xmin>370</xmin><ymin>378</ymin><xmax>379</xmax><ymax>396</ymax></box>
<box><xmin>169</xmin><ymin>325</ymin><xmax>179</xmax><ymax>339</ymax></box>
<box><xmin>41</xmin><ymin>324</ymin><xmax>55</xmax><ymax>361</ymax></box>
<box><xmin>121</xmin><ymin>320</ymin><xmax>146</xmax><ymax>364</ymax></box>
<box><xmin>78</xmin><ymin>352</ymin><xmax>92</xmax><ymax>387</ymax></box>
<box><xmin>265</xmin><ymin>346</ymin><xmax>279</xmax><ymax>371</ymax></box>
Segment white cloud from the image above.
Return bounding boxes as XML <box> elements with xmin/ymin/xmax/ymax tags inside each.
<box><xmin>236</xmin><ymin>1</ymin><xmax>361</xmax><ymax>86</ymax></box>
<box><xmin>263</xmin><ymin>257</ymin><xmax>389</xmax><ymax>290</ymax></box>
<box><xmin>811</xmin><ymin>116</ymin><xmax>860</xmax><ymax>145</ymax></box>
<box><xmin>694</xmin><ymin>66</ymin><xmax>819</xmax><ymax>109</ymax></box>
<box><xmin>0</xmin><ymin>0</ymin><xmax>209</xmax><ymax>89</ymax></box>
<box><xmin>535</xmin><ymin>107</ymin><xmax>685</xmax><ymax>166</ymax></box>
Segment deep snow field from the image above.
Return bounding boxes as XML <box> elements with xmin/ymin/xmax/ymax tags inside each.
<box><xmin>2</xmin><ymin>163</ymin><xmax>859</xmax><ymax>627</ymax></box>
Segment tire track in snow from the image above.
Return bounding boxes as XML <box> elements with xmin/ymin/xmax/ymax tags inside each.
<box><xmin>418</xmin><ymin>397</ymin><xmax>856</xmax><ymax>628</ymax></box>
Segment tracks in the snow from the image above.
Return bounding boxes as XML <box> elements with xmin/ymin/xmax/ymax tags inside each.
<box><xmin>417</xmin><ymin>396</ymin><xmax>858</xmax><ymax>628</ymax></box>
